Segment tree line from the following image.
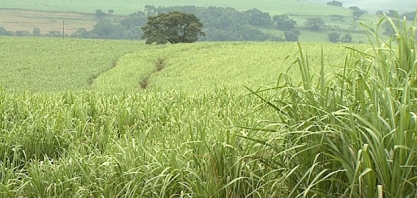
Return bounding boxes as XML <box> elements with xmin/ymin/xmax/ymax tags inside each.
<box><xmin>0</xmin><ymin>5</ymin><xmax>316</xmax><ymax>42</ymax></box>
<box><xmin>85</xmin><ymin>6</ymin><xmax>287</xmax><ymax>42</ymax></box>
<box><xmin>2</xmin><ymin>5</ymin><xmax>413</xmax><ymax>42</ymax></box>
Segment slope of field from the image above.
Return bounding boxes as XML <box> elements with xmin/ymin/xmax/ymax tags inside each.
<box><xmin>0</xmin><ymin>20</ymin><xmax>415</xmax><ymax>197</ymax></box>
<box><xmin>0</xmin><ymin>37</ymin><xmax>145</xmax><ymax>92</ymax></box>
<box><xmin>0</xmin><ymin>0</ymin><xmax>353</xmax><ymax>16</ymax></box>
<box><xmin>310</xmin><ymin>0</ymin><xmax>417</xmax><ymax>13</ymax></box>
<box><xmin>0</xmin><ymin>9</ymin><xmax>96</xmax><ymax>34</ymax></box>
<box><xmin>0</xmin><ymin>37</ymin><xmax>369</xmax><ymax>93</ymax></box>
<box><xmin>0</xmin><ymin>0</ymin><xmax>383</xmax><ymax>44</ymax></box>
<box><xmin>92</xmin><ymin>42</ymin><xmax>368</xmax><ymax>93</ymax></box>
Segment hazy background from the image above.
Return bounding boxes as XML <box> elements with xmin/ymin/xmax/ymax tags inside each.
<box><xmin>309</xmin><ymin>0</ymin><xmax>417</xmax><ymax>13</ymax></box>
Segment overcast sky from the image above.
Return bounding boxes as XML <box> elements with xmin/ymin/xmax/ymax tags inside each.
<box><xmin>309</xmin><ymin>0</ymin><xmax>417</xmax><ymax>12</ymax></box>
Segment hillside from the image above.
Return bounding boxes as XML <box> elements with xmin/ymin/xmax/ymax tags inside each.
<box><xmin>308</xmin><ymin>0</ymin><xmax>417</xmax><ymax>13</ymax></box>
<box><xmin>0</xmin><ymin>37</ymin><xmax>369</xmax><ymax>93</ymax></box>
<box><xmin>0</xmin><ymin>37</ymin><xmax>144</xmax><ymax>92</ymax></box>
<box><xmin>0</xmin><ymin>0</ymin><xmax>386</xmax><ymax>43</ymax></box>
<box><xmin>0</xmin><ymin>0</ymin><xmax>354</xmax><ymax>16</ymax></box>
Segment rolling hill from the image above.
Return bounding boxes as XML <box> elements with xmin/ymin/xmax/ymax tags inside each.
<box><xmin>0</xmin><ymin>36</ymin><xmax>368</xmax><ymax>93</ymax></box>
<box><xmin>308</xmin><ymin>0</ymin><xmax>417</xmax><ymax>13</ymax></box>
<box><xmin>0</xmin><ymin>0</ymin><xmax>385</xmax><ymax>43</ymax></box>
<box><xmin>0</xmin><ymin>0</ymin><xmax>353</xmax><ymax>16</ymax></box>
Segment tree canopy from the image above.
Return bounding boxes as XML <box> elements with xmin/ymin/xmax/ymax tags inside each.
<box><xmin>142</xmin><ymin>11</ymin><xmax>205</xmax><ymax>44</ymax></box>
<box><xmin>273</xmin><ymin>14</ymin><xmax>297</xmax><ymax>30</ymax></box>
<box><xmin>304</xmin><ymin>18</ymin><xmax>326</xmax><ymax>31</ymax></box>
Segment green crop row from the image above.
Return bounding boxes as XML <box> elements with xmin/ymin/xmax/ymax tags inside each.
<box><xmin>0</xmin><ymin>37</ymin><xmax>366</xmax><ymax>93</ymax></box>
<box><xmin>0</xmin><ymin>37</ymin><xmax>144</xmax><ymax>92</ymax></box>
<box><xmin>0</xmin><ymin>14</ymin><xmax>416</xmax><ymax>197</ymax></box>
<box><xmin>0</xmin><ymin>87</ymin><xmax>280</xmax><ymax>197</ymax></box>
<box><xmin>93</xmin><ymin>42</ymin><xmax>366</xmax><ymax>93</ymax></box>
<box><xmin>244</xmin><ymin>15</ymin><xmax>417</xmax><ymax>197</ymax></box>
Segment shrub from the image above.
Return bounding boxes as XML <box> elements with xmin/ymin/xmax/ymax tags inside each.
<box><xmin>284</xmin><ymin>30</ymin><xmax>301</xmax><ymax>42</ymax></box>
<box><xmin>327</xmin><ymin>32</ymin><xmax>340</xmax><ymax>42</ymax></box>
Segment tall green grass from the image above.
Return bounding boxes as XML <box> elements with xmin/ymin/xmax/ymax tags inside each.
<box><xmin>0</xmin><ymin>37</ymin><xmax>144</xmax><ymax>92</ymax></box>
<box><xmin>246</xmin><ymin>13</ymin><xmax>417</xmax><ymax>197</ymax></box>
<box><xmin>93</xmin><ymin>42</ymin><xmax>356</xmax><ymax>93</ymax></box>
<box><xmin>0</xmin><ymin>87</ymin><xmax>279</xmax><ymax>197</ymax></box>
<box><xmin>1</xmin><ymin>13</ymin><xmax>416</xmax><ymax>198</ymax></box>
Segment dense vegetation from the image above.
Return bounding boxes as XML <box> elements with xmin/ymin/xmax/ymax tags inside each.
<box><xmin>141</xmin><ymin>11</ymin><xmax>205</xmax><ymax>44</ymax></box>
<box><xmin>249</xmin><ymin>16</ymin><xmax>417</xmax><ymax>197</ymax></box>
<box><xmin>0</xmin><ymin>9</ymin><xmax>417</xmax><ymax>198</ymax></box>
<box><xmin>0</xmin><ymin>38</ymin><xmax>360</xmax><ymax>93</ymax></box>
<box><xmin>0</xmin><ymin>38</ymin><xmax>144</xmax><ymax>92</ymax></box>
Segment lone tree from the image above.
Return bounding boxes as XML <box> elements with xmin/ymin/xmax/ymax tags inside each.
<box><xmin>327</xmin><ymin>32</ymin><xmax>340</xmax><ymax>43</ymax></box>
<box><xmin>327</xmin><ymin>0</ymin><xmax>343</xmax><ymax>7</ymax></box>
<box><xmin>284</xmin><ymin>29</ymin><xmax>301</xmax><ymax>42</ymax></box>
<box><xmin>142</xmin><ymin>11</ymin><xmax>205</xmax><ymax>44</ymax></box>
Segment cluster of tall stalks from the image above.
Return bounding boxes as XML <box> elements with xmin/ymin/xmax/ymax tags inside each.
<box><xmin>0</xmin><ymin>14</ymin><xmax>416</xmax><ymax>197</ymax></box>
<box><xmin>247</xmin><ymin>14</ymin><xmax>417</xmax><ymax>197</ymax></box>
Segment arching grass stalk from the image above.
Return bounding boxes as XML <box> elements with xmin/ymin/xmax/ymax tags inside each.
<box><xmin>244</xmin><ymin>12</ymin><xmax>417</xmax><ymax>197</ymax></box>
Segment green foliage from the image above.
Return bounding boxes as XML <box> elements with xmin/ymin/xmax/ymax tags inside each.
<box><xmin>245</xmin><ymin>14</ymin><xmax>417</xmax><ymax>197</ymax></box>
<box><xmin>273</xmin><ymin>14</ymin><xmax>297</xmax><ymax>30</ymax></box>
<box><xmin>402</xmin><ymin>11</ymin><xmax>417</xmax><ymax>21</ymax></box>
<box><xmin>326</xmin><ymin>0</ymin><xmax>343</xmax><ymax>7</ymax></box>
<box><xmin>0</xmin><ymin>37</ymin><xmax>144</xmax><ymax>92</ymax></box>
<box><xmin>284</xmin><ymin>29</ymin><xmax>301</xmax><ymax>41</ymax></box>
<box><xmin>45</xmin><ymin>30</ymin><xmax>62</xmax><ymax>37</ymax></box>
<box><xmin>0</xmin><ymin>38</ymin><xmax>365</xmax><ymax>93</ymax></box>
<box><xmin>244</xmin><ymin>8</ymin><xmax>274</xmax><ymax>28</ymax></box>
<box><xmin>352</xmin><ymin>9</ymin><xmax>366</xmax><ymax>18</ymax></box>
<box><xmin>90</xmin><ymin>19</ymin><xmax>125</xmax><ymax>39</ymax></box>
<box><xmin>142</xmin><ymin>11</ymin><xmax>205</xmax><ymax>44</ymax></box>
<box><xmin>330</xmin><ymin>14</ymin><xmax>345</xmax><ymax>22</ymax></box>
<box><xmin>304</xmin><ymin>17</ymin><xmax>326</xmax><ymax>31</ymax></box>
<box><xmin>143</xmin><ymin>6</ymin><xmax>282</xmax><ymax>42</ymax></box>
<box><xmin>2</xmin><ymin>2</ymin><xmax>380</xmax><ymax>42</ymax></box>
<box><xmin>14</xmin><ymin>30</ymin><xmax>32</xmax><ymax>37</ymax></box>
<box><xmin>92</xmin><ymin>42</ymin><xmax>355</xmax><ymax>93</ymax></box>
<box><xmin>349</xmin><ymin>6</ymin><xmax>367</xmax><ymax>19</ymax></box>
<box><xmin>32</xmin><ymin>27</ymin><xmax>41</xmax><ymax>36</ymax></box>
<box><xmin>94</xmin><ymin>9</ymin><xmax>106</xmax><ymax>18</ymax></box>
<box><xmin>0</xmin><ymin>87</ymin><xmax>276</xmax><ymax>197</ymax></box>
<box><xmin>0</xmin><ymin>26</ymin><xmax>7</xmax><ymax>35</ymax></box>
<box><xmin>71</xmin><ymin>28</ymin><xmax>89</xmax><ymax>38</ymax></box>
<box><xmin>327</xmin><ymin>31</ymin><xmax>340</xmax><ymax>42</ymax></box>
<box><xmin>341</xmin><ymin>33</ymin><xmax>352</xmax><ymax>43</ymax></box>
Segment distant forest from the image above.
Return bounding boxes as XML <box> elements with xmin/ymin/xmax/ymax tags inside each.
<box><xmin>80</xmin><ymin>5</ymin><xmax>285</xmax><ymax>41</ymax></box>
<box><xmin>0</xmin><ymin>5</ymin><xmax>415</xmax><ymax>42</ymax></box>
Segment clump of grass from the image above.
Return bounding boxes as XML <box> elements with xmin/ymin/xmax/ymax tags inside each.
<box><xmin>245</xmin><ymin>13</ymin><xmax>417</xmax><ymax>197</ymax></box>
